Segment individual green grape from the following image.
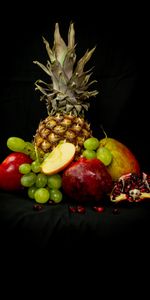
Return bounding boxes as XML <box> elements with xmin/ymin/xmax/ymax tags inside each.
<box><xmin>21</xmin><ymin>172</ymin><xmax>37</xmax><ymax>187</ymax></box>
<box><xmin>19</xmin><ymin>163</ymin><xmax>31</xmax><ymax>174</ymax></box>
<box><xmin>7</xmin><ymin>137</ymin><xmax>26</xmax><ymax>152</ymax></box>
<box><xmin>49</xmin><ymin>189</ymin><xmax>63</xmax><ymax>203</ymax></box>
<box><xmin>34</xmin><ymin>188</ymin><xmax>50</xmax><ymax>204</ymax></box>
<box><xmin>23</xmin><ymin>141</ymin><xmax>34</xmax><ymax>153</ymax></box>
<box><xmin>23</xmin><ymin>142</ymin><xmax>36</xmax><ymax>160</ymax></box>
<box><xmin>96</xmin><ymin>147</ymin><xmax>113</xmax><ymax>166</ymax></box>
<box><xmin>31</xmin><ymin>160</ymin><xmax>41</xmax><ymax>173</ymax></box>
<box><xmin>35</xmin><ymin>173</ymin><xmax>47</xmax><ymax>188</ymax></box>
<box><xmin>82</xmin><ymin>149</ymin><xmax>97</xmax><ymax>159</ymax></box>
<box><xmin>84</xmin><ymin>137</ymin><xmax>99</xmax><ymax>151</ymax></box>
<box><xmin>29</xmin><ymin>151</ymin><xmax>37</xmax><ymax>161</ymax></box>
<box><xmin>47</xmin><ymin>174</ymin><xmax>62</xmax><ymax>189</ymax></box>
<box><xmin>28</xmin><ymin>186</ymin><xmax>38</xmax><ymax>199</ymax></box>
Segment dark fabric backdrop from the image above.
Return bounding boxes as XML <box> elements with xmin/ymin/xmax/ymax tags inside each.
<box><xmin>0</xmin><ymin>7</ymin><xmax>150</xmax><ymax>272</ymax></box>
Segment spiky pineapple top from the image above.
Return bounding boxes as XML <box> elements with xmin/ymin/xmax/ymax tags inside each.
<box><xmin>33</xmin><ymin>22</ymin><xmax>98</xmax><ymax>116</ymax></box>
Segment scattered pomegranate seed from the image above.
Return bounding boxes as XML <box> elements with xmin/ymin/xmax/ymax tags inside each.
<box><xmin>33</xmin><ymin>204</ymin><xmax>44</xmax><ymax>211</ymax></box>
<box><xmin>68</xmin><ymin>205</ymin><xmax>86</xmax><ymax>213</ymax></box>
<box><xmin>93</xmin><ymin>206</ymin><xmax>104</xmax><ymax>213</ymax></box>
<box><xmin>68</xmin><ymin>205</ymin><xmax>77</xmax><ymax>213</ymax></box>
<box><xmin>77</xmin><ymin>205</ymin><xmax>86</xmax><ymax>214</ymax></box>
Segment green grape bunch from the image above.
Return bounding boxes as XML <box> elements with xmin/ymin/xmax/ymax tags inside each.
<box><xmin>19</xmin><ymin>161</ymin><xmax>63</xmax><ymax>204</ymax></box>
<box><xmin>7</xmin><ymin>136</ymin><xmax>63</xmax><ymax>205</ymax></box>
<box><xmin>82</xmin><ymin>137</ymin><xmax>113</xmax><ymax>166</ymax></box>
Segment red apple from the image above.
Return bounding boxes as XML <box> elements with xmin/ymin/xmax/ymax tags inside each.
<box><xmin>62</xmin><ymin>157</ymin><xmax>113</xmax><ymax>202</ymax></box>
<box><xmin>0</xmin><ymin>152</ymin><xmax>32</xmax><ymax>191</ymax></box>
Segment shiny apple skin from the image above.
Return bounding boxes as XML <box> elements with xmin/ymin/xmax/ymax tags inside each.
<box><xmin>0</xmin><ymin>152</ymin><xmax>32</xmax><ymax>191</ymax></box>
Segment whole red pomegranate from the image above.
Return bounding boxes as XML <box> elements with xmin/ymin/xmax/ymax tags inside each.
<box><xmin>62</xmin><ymin>157</ymin><xmax>113</xmax><ymax>202</ymax></box>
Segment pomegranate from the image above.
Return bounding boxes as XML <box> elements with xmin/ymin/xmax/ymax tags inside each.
<box><xmin>110</xmin><ymin>172</ymin><xmax>150</xmax><ymax>203</ymax></box>
<box><xmin>62</xmin><ymin>157</ymin><xmax>113</xmax><ymax>202</ymax></box>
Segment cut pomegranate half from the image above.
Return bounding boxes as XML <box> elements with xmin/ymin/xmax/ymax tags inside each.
<box><xmin>110</xmin><ymin>172</ymin><xmax>150</xmax><ymax>203</ymax></box>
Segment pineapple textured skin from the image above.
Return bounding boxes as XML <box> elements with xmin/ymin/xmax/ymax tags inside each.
<box><xmin>33</xmin><ymin>22</ymin><xmax>98</xmax><ymax>159</ymax></box>
<box><xmin>34</xmin><ymin>114</ymin><xmax>92</xmax><ymax>160</ymax></box>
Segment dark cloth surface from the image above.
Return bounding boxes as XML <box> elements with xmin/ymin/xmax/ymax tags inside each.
<box><xmin>0</xmin><ymin>12</ymin><xmax>150</xmax><ymax>261</ymax></box>
<box><xmin>0</xmin><ymin>190</ymin><xmax>150</xmax><ymax>253</ymax></box>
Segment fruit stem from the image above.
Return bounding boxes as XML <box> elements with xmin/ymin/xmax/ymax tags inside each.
<box><xmin>35</xmin><ymin>145</ymin><xmax>41</xmax><ymax>163</ymax></box>
<box><xmin>100</xmin><ymin>124</ymin><xmax>108</xmax><ymax>139</ymax></box>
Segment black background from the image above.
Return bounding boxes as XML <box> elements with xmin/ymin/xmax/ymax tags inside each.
<box><xmin>0</xmin><ymin>5</ymin><xmax>150</xmax><ymax>278</ymax></box>
<box><xmin>0</xmin><ymin>6</ymin><xmax>149</xmax><ymax>170</ymax></box>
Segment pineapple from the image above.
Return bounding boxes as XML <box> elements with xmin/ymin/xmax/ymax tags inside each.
<box><xmin>33</xmin><ymin>22</ymin><xmax>98</xmax><ymax>159</ymax></box>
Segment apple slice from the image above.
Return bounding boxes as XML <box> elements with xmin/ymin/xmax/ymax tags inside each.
<box><xmin>41</xmin><ymin>142</ymin><xmax>76</xmax><ymax>175</ymax></box>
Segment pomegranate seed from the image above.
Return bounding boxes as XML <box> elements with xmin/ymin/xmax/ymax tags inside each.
<box><xmin>141</xmin><ymin>188</ymin><xmax>147</xmax><ymax>192</ymax></box>
<box><xmin>77</xmin><ymin>205</ymin><xmax>86</xmax><ymax>214</ymax></box>
<box><xmin>68</xmin><ymin>205</ymin><xmax>77</xmax><ymax>213</ymax></box>
<box><xmin>33</xmin><ymin>204</ymin><xmax>44</xmax><ymax>211</ymax></box>
<box><xmin>93</xmin><ymin>206</ymin><xmax>104</xmax><ymax>213</ymax></box>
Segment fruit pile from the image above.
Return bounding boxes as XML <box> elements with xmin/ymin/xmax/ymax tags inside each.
<box><xmin>0</xmin><ymin>133</ymin><xmax>147</xmax><ymax>208</ymax></box>
<box><xmin>1</xmin><ymin>22</ymin><xmax>149</xmax><ymax>210</ymax></box>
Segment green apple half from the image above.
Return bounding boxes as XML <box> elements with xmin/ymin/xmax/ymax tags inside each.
<box><xmin>41</xmin><ymin>142</ymin><xmax>76</xmax><ymax>175</ymax></box>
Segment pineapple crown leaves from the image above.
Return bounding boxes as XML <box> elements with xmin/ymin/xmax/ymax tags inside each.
<box><xmin>33</xmin><ymin>22</ymin><xmax>99</xmax><ymax>116</ymax></box>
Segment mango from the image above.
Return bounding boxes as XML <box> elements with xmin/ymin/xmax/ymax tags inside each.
<box><xmin>98</xmin><ymin>137</ymin><xmax>140</xmax><ymax>181</ymax></box>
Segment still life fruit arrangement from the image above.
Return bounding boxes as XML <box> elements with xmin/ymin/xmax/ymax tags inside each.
<box><xmin>1</xmin><ymin>22</ymin><xmax>150</xmax><ymax>213</ymax></box>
